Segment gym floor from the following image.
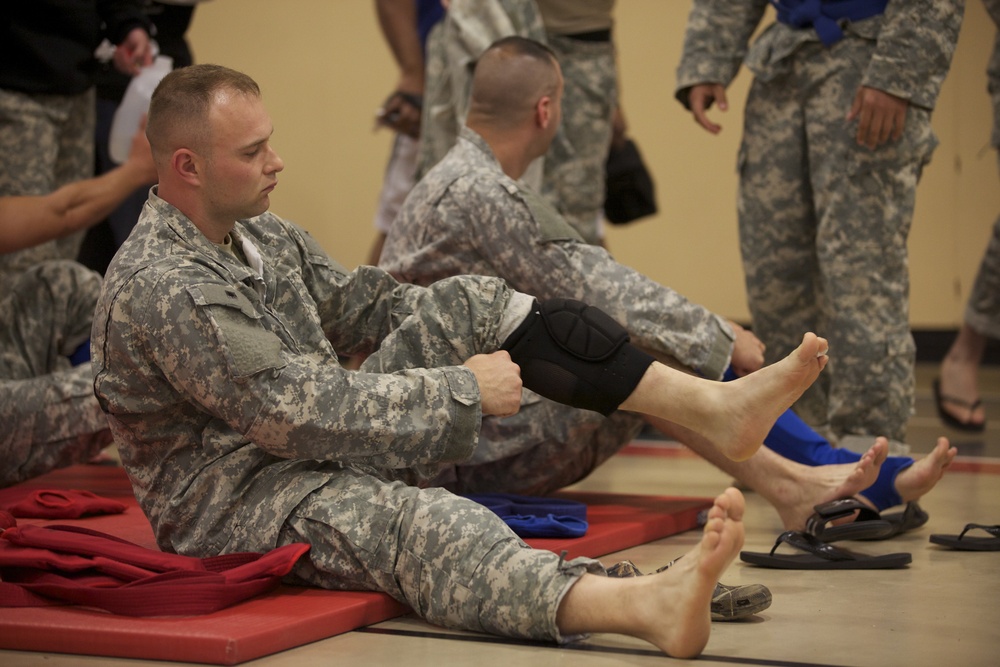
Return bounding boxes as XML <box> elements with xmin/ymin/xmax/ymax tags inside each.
<box><xmin>4</xmin><ymin>362</ymin><xmax>999</xmax><ymax>667</ymax></box>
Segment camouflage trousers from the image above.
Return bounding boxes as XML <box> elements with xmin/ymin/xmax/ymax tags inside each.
<box><xmin>738</xmin><ymin>39</ymin><xmax>937</xmax><ymax>444</ymax></box>
<box><xmin>438</xmin><ymin>392</ymin><xmax>645</xmax><ymax>495</ymax></box>
<box><xmin>264</xmin><ymin>287</ymin><xmax>612</xmax><ymax>642</ymax></box>
<box><xmin>277</xmin><ymin>469</ymin><xmax>601</xmax><ymax>641</ymax></box>
<box><xmin>0</xmin><ymin>261</ymin><xmax>112</xmax><ymax>487</ymax></box>
<box><xmin>542</xmin><ymin>33</ymin><xmax>618</xmax><ymax>245</ymax></box>
<box><xmin>0</xmin><ymin>87</ymin><xmax>95</xmax><ymax>274</ymax></box>
<box><xmin>965</xmin><ymin>156</ymin><xmax>1000</xmax><ymax>339</ymax></box>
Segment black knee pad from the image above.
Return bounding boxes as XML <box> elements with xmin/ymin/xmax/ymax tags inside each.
<box><xmin>500</xmin><ymin>298</ymin><xmax>654</xmax><ymax>415</ymax></box>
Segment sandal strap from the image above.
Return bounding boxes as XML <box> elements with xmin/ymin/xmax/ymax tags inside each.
<box><xmin>806</xmin><ymin>498</ymin><xmax>881</xmax><ymax>536</ymax></box>
<box><xmin>958</xmin><ymin>523</ymin><xmax>1000</xmax><ymax>540</ymax></box>
<box><xmin>771</xmin><ymin>531</ymin><xmax>855</xmax><ymax>562</ymax></box>
<box><xmin>938</xmin><ymin>391</ymin><xmax>983</xmax><ymax>412</ymax></box>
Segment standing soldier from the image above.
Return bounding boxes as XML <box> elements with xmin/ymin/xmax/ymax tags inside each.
<box><xmin>675</xmin><ymin>0</ymin><xmax>965</xmax><ymax>454</ymax></box>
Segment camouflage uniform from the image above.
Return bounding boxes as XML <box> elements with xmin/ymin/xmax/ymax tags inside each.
<box><xmin>417</xmin><ymin>0</ymin><xmax>616</xmax><ymax>244</ymax></box>
<box><xmin>676</xmin><ymin>0</ymin><xmax>964</xmax><ymax>446</ymax></box>
<box><xmin>0</xmin><ymin>4</ymin><xmax>151</xmax><ymax>485</ymax></box>
<box><xmin>0</xmin><ymin>88</ymin><xmax>95</xmax><ymax>274</ymax></box>
<box><xmin>418</xmin><ymin>0</ymin><xmax>545</xmax><ymax>180</ymax></box>
<box><xmin>91</xmin><ymin>190</ymin><xmax>602</xmax><ymax>642</ymax></box>
<box><xmin>0</xmin><ymin>261</ymin><xmax>112</xmax><ymax>487</ymax></box>
<box><xmin>965</xmin><ymin>0</ymin><xmax>1000</xmax><ymax>340</ymax></box>
<box><xmin>385</xmin><ymin>127</ymin><xmax>734</xmax><ymax>378</ymax></box>
<box><xmin>0</xmin><ymin>1</ymin><xmax>151</xmax><ymax>274</ymax></box>
<box><xmin>380</xmin><ymin>127</ymin><xmax>733</xmax><ymax>482</ymax></box>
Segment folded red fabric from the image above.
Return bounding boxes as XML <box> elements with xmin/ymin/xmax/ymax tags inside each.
<box><xmin>6</xmin><ymin>489</ymin><xmax>127</xmax><ymax>519</ymax></box>
<box><xmin>0</xmin><ymin>524</ymin><xmax>310</xmax><ymax>616</ymax></box>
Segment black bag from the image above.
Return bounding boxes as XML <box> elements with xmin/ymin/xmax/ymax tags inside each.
<box><xmin>603</xmin><ymin>139</ymin><xmax>658</xmax><ymax>225</ymax></box>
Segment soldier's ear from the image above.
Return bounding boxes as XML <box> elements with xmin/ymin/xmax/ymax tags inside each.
<box><xmin>536</xmin><ymin>95</ymin><xmax>554</xmax><ymax>129</ymax></box>
<box><xmin>171</xmin><ymin>148</ymin><xmax>201</xmax><ymax>185</ymax></box>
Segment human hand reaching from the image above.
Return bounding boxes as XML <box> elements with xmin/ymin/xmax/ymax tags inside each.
<box><xmin>464</xmin><ymin>351</ymin><xmax>523</xmax><ymax>417</ymax></box>
<box><xmin>113</xmin><ymin>27</ymin><xmax>154</xmax><ymax>76</ymax></box>
<box><xmin>728</xmin><ymin>321</ymin><xmax>766</xmax><ymax>377</ymax></box>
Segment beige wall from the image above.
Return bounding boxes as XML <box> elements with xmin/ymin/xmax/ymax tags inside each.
<box><xmin>187</xmin><ymin>0</ymin><xmax>998</xmax><ymax>328</ymax></box>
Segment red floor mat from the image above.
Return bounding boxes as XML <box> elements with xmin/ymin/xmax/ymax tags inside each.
<box><xmin>0</xmin><ymin>465</ymin><xmax>710</xmax><ymax>665</ymax></box>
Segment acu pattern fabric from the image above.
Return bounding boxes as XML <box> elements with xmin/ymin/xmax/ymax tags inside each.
<box><xmin>383</xmin><ymin>127</ymin><xmax>735</xmax><ymax>380</ymax></box>
<box><xmin>91</xmin><ymin>190</ymin><xmax>602</xmax><ymax>641</ymax></box>
<box><xmin>0</xmin><ymin>261</ymin><xmax>113</xmax><ymax>487</ymax></box>
<box><xmin>380</xmin><ymin>127</ymin><xmax>734</xmax><ymax>485</ymax></box>
<box><xmin>964</xmin><ymin>0</ymin><xmax>1000</xmax><ymax>341</ymax></box>
<box><xmin>0</xmin><ymin>0</ymin><xmax>151</xmax><ymax>274</ymax></box>
<box><xmin>0</xmin><ymin>88</ymin><xmax>96</xmax><ymax>274</ymax></box>
<box><xmin>676</xmin><ymin>0</ymin><xmax>964</xmax><ymax>446</ymax></box>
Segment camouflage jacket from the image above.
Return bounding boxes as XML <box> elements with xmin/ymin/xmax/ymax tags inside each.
<box><xmin>675</xmin><ymin>0</ymin><xmax>964</xmax><ymax>112</ymax></box>
<box><xmin>91</xmin><ymin>190</ymin><xmax>493</xmax><ymax>554</ymax></box>
<box><xmin>381</xmin><ymin>127</ymin><xmax>735</xmax><ymax>380</ymax></box>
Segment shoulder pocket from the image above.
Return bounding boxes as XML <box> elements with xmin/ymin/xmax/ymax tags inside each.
<box><xmin>186</xmin><ymin>283</ymin><xmax>285</xmax><ymax>378</ymax></box>
<box><xmin>519</xmin><ymin>188</ymin><xmax>584</xmax><ymax>243</ymax></box>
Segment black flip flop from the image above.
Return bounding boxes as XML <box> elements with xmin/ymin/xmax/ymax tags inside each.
<box><xmin>806</xmin><ymin>498</ymin><xmax>893</xmax><ymax>542</ymax></box>
<box><xmin>933</xmin><ymin>378</ymin><xmax>986</xmax><ymax>432</ymax></box>
<box><xmin>929</xmin><ymin>523</ymin><xmax>1000</xmax><ymax>551</ymax></box>
<box><xmin>740</xmin><ymin>531</ymin><xmax>912</xmax><ymax>570</ymax></box>
<box><xmin>864</xmin><ymin>501</ymin><xmax>929</xmax><ymax>540</ymax></box>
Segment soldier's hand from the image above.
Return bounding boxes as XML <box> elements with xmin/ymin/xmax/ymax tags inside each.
<box><xmin>464</xmin><ymin>351</ymin><xmax>522</xmax><ymax>417</ymax></box>
<box><xmin>847</xmin><ymin>86</ymin><xmax>908</xmax><ymax>149</ymax></box>
<box><xmin>376</xmin><ymin>89</ymin><xmax>422</xmax><ymax>139</ymax></box>
<box><xmin>113</xmin><ymin>27</ymin><xmax>154</xmax><ymax>76</ymax></box>
<box><xmin>688</xmin><ymin>83</ymin><xmax>728</xmax><ymax>134</ymax></box>
<box><xmin>728</xmin><ymin>321</ymin><xmax>765</xmax><ymax>376</ymax></box>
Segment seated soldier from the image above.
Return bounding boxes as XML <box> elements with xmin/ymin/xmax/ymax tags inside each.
<box><xmin>0</xmin><ymin>121</ymin><xmax>156</xmax><ymax>487</ymax></box>
<box><xmin>379</xmin><ymin>36</ymin><xmax>955</xmax><ymax>527</ymax></box>
<box><xmin>92</xmin><ymin>64</ymin><xmax>831</xmax><ymax>657</ymax></box>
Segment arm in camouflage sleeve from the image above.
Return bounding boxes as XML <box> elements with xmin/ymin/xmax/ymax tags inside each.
<box><xmin>482</xmin><ymin>216</ymin><xmax>737</xmax><ymax>379</ymax></box>
<box><xmin>427</xmin><ymin>180</ymin><xmax>736</xmax><ymax>379</ymax></box>
<box><xmin>545</xmin><ymin>243</ymin><xmax>736</xmax><ymax>380</ymax></box>
<box><xmin>674</xmin><ymin>0</ymin><xmax>771</xmax><ymax>108</ymax></box>
<box><xmin>115</xmin><ymin>266</ymin><xmax>483</xmax><ymax>469</ymax></box>
<box><xmin>281</xmin><ymin>218</ymin><xmax>506</xmax><ymax>367</ymax></box>
<box><xmin>863</xmin><ymin>0</ymin><xmax>965</xmax><ymax>110</ymax></box>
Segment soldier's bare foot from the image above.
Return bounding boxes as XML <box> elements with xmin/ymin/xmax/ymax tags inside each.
<box><xmin>896</xmin><ymin>437</ymin><xmax>957</xmax><ymax>502</ymax></box>
<box><xmin>772</xmin><ymin>438</ymin><xmax>888</xmax><ymax>530</ymax></box>
<box><xmin>555</xmin><ymin>489</ymin><xmax>745</xmax><ymax>658</ymax></box>
<box><xmin>633</xmin><ymin>488</ymin><xmax>745</xmax><ymax>658</ymax></box>
<box><xmin>708</xmin><ymin>333</ymin><xmax>829</xmax><ymax>461</ymax></box>
<box><xmin>623</xmin><ymin>333</ymin><xmax>828</xmax><ymax>462</ymax></box>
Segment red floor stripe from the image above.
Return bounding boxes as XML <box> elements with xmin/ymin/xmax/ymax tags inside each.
<box><xmin>947</xmin><ymin>457</ymin><xmax>1000</xmax><ymax>474</ymax></box>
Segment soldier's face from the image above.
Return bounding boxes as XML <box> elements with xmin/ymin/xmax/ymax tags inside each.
<box><xmin>201</xmin><ymin>92</ymin><xmax>284</xmax><ymax>222</ymax></box>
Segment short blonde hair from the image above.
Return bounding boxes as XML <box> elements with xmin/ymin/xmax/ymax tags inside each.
<box><xmin>146</xmin><ymin>64</ymin><xmax>261</xmax><ymax>160</ymax></box>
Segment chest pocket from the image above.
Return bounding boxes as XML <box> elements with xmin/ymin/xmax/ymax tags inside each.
<box><xmin>187</xmin><ymin>283</ymin><xmax>285</xmax><ymax>378</ymax></box>
<box><xmin>519</xmin><ymin>187</ymin><xmax>585</xmax><ymax>244</ymax></box>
